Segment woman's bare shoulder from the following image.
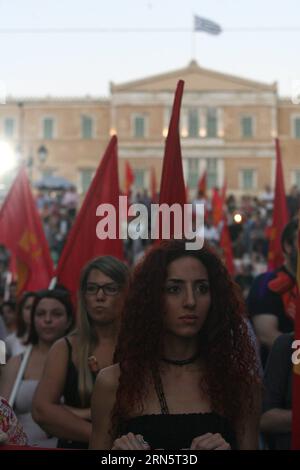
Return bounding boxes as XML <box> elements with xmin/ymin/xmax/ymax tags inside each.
<box><xmin>95</xmin><ymin>364</ymin><xmax>120</xmax><ymax>390</ymax></box>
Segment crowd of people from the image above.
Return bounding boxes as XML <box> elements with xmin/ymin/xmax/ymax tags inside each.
<box><xmin>36</xmin><ymin>186</ymin><xmax>79</xmax><ymax>265</ymax></box>
<box><xmin>0</xmin><ymin>182</ymin><xmax>299</xmax><ymax>450</ymax></box>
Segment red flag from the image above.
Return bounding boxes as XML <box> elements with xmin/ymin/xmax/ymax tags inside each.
<box><xmin>267</xmin><ymin>138</ymin><xmax>289</xmax><ymax>270</ymax></box>
<box><xmin>125</xmin><ymin>161</ymin><xmax>135</xmax><ymax>196</ymax></box>
<box><xmin>220</xmin><ymin>219</ymin><xmax>235</xmax><ymax>275</ymax></box>
<box><xmin>0</xmin><ymin>167</ymin><xmax>53</xmax><ymax>295</ymax></box>
<box><xmin>291</xmin><ymin>217</ymin><xmax>300</xmax><ymax>449</ymax></box>
<box><xmin>198</xmin><ymin>170</ymin><xmax>207</xmax><ymax>195</ymax></box>
<box><xmin>56</xmin><ymin>136</ymin><xmax>124</xmax><ymax>301</ymax></box>
<box><xmin>158</xmin><ymin>80</ymin><xmax>186</xmax><ymax>239</ymax></box>
<box><xmin>211</xmin><ymin>187</ymin><xmax>224</xmax><ymax>226</ymax></box>
<box><xmin>218</xmin><ymin>183</ymin><xmax>234</xmax><ymax>275</ymax></box>
<box><xmin>150</xmin><ymin>167</ymin><xmax>157</xmax><ymax>202</ymax></box>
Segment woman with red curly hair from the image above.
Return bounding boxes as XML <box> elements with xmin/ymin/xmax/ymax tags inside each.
<box><xmin>90</xmin><ymin>240</ymin><xmax>261</xmax><ymax>450</ymax></box>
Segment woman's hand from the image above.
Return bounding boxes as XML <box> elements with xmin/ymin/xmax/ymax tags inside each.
<box><xmin>112</xmin><ymin>432</ymin><xmax>150</xmax><ymax>450</ymax></box>
<box><xmin>190</xmin><ymin>433</ymin><xmax>231</xmax><ymax>450</ymax></box>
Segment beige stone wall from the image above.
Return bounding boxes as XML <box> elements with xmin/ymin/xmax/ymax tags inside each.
<box><xmin>223</xmin><ymin>106</ymin><xmax>273</xmax><ymax>142</ymax></box>
<box><xmin>0</xmin><ymin>99</ymin><xmax>111</xmax><ymax>189</ymax></box>
<box><xmin>224</xmin><ymin>157</ymin><xmax>273</xmax><ymax>192</ymax></box>
<box><xmin>277</xmin><ymin>102</ymin><xmax>300</xmax><ymax>191</ymax></box>
<box><xmin>115</xmin><ymin>105</ymin><xmax>164</xmax><ymax>141</ymax></box>
<box><xmin>1</xmin><ymin>66</ymin><xmax>300</xmax><ymax>199</ymax></box>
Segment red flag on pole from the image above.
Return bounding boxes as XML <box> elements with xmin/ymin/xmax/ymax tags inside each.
<box><xmin>217</xmin><ymin>183</ymin><xmax>234</xmax><ymax>275</ymax></box>
<box><xmin>198</xmin><ymin>170</ymin><xmax>207</xmax><ymax>195</ymax></box>
<box><xmin>268</xmin><ymin>138</ymin><xmax>289</xmax><ymax>270</ymax></box>
<box><xmin>220</xmin><ymin>220</ymin><xmax>235</xmax><ymax>275</ymax></box>
<box><xmin>0</xmin><ymin>167</ymin><xmax>53</xmax><ymax>295</ymax></box>
<box><xmin>125</xmin><ymin>161</ymin><xmax>135</xmax><ymax>196</ymax></box>
<box><xmin>158</xmin><ymin>80</ymin><xmax>186</xmax><ymax>240</ymax></box>
<box><xmin>56</xmin><ymin>136</ymin><xmax>124</xmax><ymax>301</ymax></box>
<box><xmin>291</xmin><ymin>217</ymin><xmax>300</xmax><ymax>449</ymax></box>
<box><xmin>211</xmin><ymin>187</ymin><xmax>224</xmax><ymax>226</ymax></box>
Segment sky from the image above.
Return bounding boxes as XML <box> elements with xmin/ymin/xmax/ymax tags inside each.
<box><xmin>0</xmin><ymin>0</ymin><xmax>300</xmax><ymax>99</ymax></box>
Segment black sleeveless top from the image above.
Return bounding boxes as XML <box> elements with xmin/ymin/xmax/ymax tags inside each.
<box><xmin>120</xmin><ymin>374</ymin><xmax>236</xmax><ymax>450</ymax></box>
<box><xmin>57</xmin><ymin>337</ymin><xmax>97</xmax><ymax>449</ymax></box>
<box><xmin>62</xmin><ymin>337</ymin><xmax>82</xmax><ymax>408</ymax></box>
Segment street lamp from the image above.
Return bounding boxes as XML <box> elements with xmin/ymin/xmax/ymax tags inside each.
<box><xmin>37</xmin><ymin>145</ymin><xmax>48</xmax><ymax>164</ymax></box>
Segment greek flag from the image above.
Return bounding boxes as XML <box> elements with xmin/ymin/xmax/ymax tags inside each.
<box><xmin>194</xmin><ymin>15</ymin><xmax>222</xmax><ymax>35</ymax></box>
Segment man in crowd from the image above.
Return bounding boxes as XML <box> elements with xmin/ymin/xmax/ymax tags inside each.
<box><xmin>247</xmin><ymin>218</ymin><xmax>298</xmax><ymax>367</ymax></box>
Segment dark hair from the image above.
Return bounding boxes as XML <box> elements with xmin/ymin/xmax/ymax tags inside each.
<box><xmin>79</xmin><ymin>255</ymin><xmax>129</xmax><ymax>296</ymax></box>
<box><xmin>1</xmin><ymin>301</ymin><xmax>16</xmax><ymax>312</ymax></box>
<box><xmin>26</xmin><ymin>289</ymin><xmax>74</xmax><ymax>345</ymax></box>
<box><xmin>112</xmin><ymin>239</ymin><xmax>260</xmax><ymax>436</ymax></box>
<box><xmin>16</xmin><ymin>292</ymin><xmax>36</xmax><ymax>338</ymax></box>
<box><xmin>281</xmin><ymin>218</ymin><xmax>298</xmax><ymax>254</ymax></box>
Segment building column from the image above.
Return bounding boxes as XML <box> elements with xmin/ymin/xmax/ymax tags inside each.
<box><xmin>271</xmin><ymin>106</ymin><xmax>277</xmax><ymax>138</ymax></box>
<box><xmin>199</xmin><ymin>108</ymin><xmax>207</xmax><ymax>137</ymax></box>
<box><xmin>182</xmin><ymin>157</ymin><xmax>188</xmax><ymax>185</ymax></box>
<box><xmin>180</xmin><ymin>108</ymin><xmax>188</xmax><ymax>137</ymax></box>
<box><xmin>198</xmin><ymin>157</ymin><xmax>207</xmax><ymax>179</ymax></box>
<box><xmin>217</xmin><ymin>158</ymin><xmax>225</xmax><ymax>189</ymax></box>
<box><xmin>217</xmin><ymin>108</ymin><xmax>224</xmax><ymax>138</ymax></box>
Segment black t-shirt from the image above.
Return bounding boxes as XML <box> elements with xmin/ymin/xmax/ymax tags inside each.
<box><xmin>262</xmin><ymin>333</ymin><xmax>293</xmax><ymax>450</ymax></box>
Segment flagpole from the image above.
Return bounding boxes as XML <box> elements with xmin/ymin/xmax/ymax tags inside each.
<box><xmin>48</xmin><ymin>276</ymin><xmax>57</xmax><ymax>290</ymax></box>
<box><xmin>191</xmin><ymin>14</ymin><xmax>196</xmax><ymax>59</ymax></box>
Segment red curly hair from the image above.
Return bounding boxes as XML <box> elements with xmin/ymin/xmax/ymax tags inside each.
<box><xmin>112</xmin><ymin>239</ymin><xmax>260</xmax><ymax>436</ymax></box>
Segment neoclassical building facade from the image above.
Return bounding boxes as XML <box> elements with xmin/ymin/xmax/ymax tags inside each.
<box><xmin>1</xmin><ymin>60</ymin><xmax>300</xmax><ymax>198</ymax></box>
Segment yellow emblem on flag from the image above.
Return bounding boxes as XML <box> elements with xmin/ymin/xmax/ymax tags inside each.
<box><xmin>18</xmin><ymin>230</ymin><xmax>42</xmax><ymax>260</ymax></box>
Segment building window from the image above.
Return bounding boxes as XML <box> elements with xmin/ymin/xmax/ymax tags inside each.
<box><xmin>207</xmin><ymin>159</ymin><xmax>217</xmax><ymax>189</ymax></box>
<box><xmin>240</xmin><ymin>169</ymin><xmax>256</xmax><ymax>190</ymax></box>
<box><xmin>188</xmin><ymin>109</ymin><xmax>199</xmax><ymax>138</ymax></box>
<box><xmin>133</xmin><ymin>115</ymin><xmax>146</xmax><ymax>138</ymax></box>
<box><xmin>4</xmin><ymin>118</ymin><xmax>15</xmax><ymax>138</ymax></box>
<box><xmin>80</xmin><ymin>169</ymin><xmax>94</xmax><ymax>193</ymax></box>
<box><xmin>134</xmin><ymin>169</ymin><xmax>145</xmax><ymax>189</ymax></box>
<box><xmin>294</xmin><ymin>170</ymin><xmax>300</xmax><ymax>188</ymax></box>
<box><xmin>293</xmin><ymin>117</ymin><xmax>300</xmax><ymax>139</ymax></box>
<box><xmin>43</xmin><ymin>118</ymin><xmax>54</xmax><ymax>139</ymax></box>
<box><xmin>81</xmin><ymin>116</ymin><xmax>93</xmax><ymax>139</ymax></box>
<box><xmin>187</xmin><ymin>158</ymin><xmax>199</xmax><ymax>188</ymax></box>
<box><xmin>206</xmin><ymin>108</ymin><xmax>217</xmax><ymax>138</ymax></box>
<box><xmin>241</xmin><ymin>116</ymin><xmax>253</xmax><ymax>138</ymax></box>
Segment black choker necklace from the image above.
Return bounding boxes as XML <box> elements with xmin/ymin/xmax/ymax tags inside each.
<box><xmin>162</xmin><ymin>352</ymin><xmax>199</xmax><ymax>366</ymax></box>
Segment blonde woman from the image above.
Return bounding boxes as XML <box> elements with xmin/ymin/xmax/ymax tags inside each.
<box><xmin>32</xmin><ymin>256</ymin><xmax>129</xmax><ymax>448</ymax></box>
